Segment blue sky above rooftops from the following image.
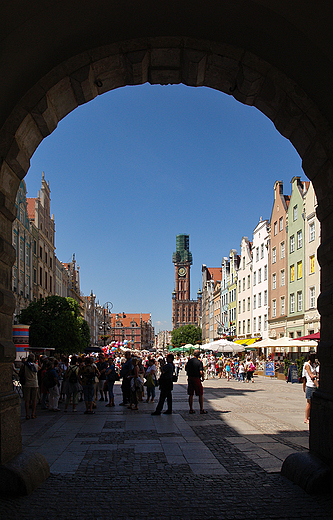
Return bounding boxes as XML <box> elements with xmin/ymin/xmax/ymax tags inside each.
<box><xmin>26</xmin><ymin>83</ymin><xmax>304</xmax><ymax>332</ymax></box>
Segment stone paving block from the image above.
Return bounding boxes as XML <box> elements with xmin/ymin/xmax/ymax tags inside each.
<box><xmin>189</xmin><ymin>463</ymin><xmax>229</xmax><ymax>475</ymax></box>
<box><xmin>134</xmin><ymin>444</ymin><xmax>163</xmax><ymax>454</ymax></box>
<box><xmin>244</xmin><ymin>434</ymin><xmax>277</xmax><ymax>443</ymax></box>
<box><xmin>161</xmin><ymin>444</ymin><xmax>183</xmax><ymax>457</ymax></box>
<box><xmin>86</xmin><ymin>444</ymin><xmax>119</xmax><ymax>451</ymax></box>
<box><xmin>165</xmin><ymin>455</ymin><xmax>187</xmax><ymax>465</ymax></box>
<box><xmin>253</xmin><ymin>458</ymin><xmax>282</xmax><ymax>473</ymax></box>
<box><xmin>6</xmin><ymin>375</ymin><xmax>333</xmax><ymax>518</ymax></box>
<box><xmin>225</xmin><ymin>436</ymin><xmax>248</xmax><ymax>444</ymax></box>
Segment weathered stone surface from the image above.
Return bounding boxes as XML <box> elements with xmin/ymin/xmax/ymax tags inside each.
<box><xmin>0</xmin><ymin>452</ymin><xmax>49</xmax><ymax>496</ymax></box>
<box><xmin>281</xmin><ymin>451</ymin><xmax>333</xmax><ymax>494</ymax></box>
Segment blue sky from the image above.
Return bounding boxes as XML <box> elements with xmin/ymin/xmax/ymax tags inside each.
<box><xmin>26</xmin><ymin>83</ymin><xmax>304</xmax><ymax>332</ymax></box>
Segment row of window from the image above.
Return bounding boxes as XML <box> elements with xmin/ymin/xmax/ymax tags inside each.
<box><xmin>238</xmin><ymin>315</ymin><xmax>268</xmax><ymax>335</ymax></box>
<box><xmin>238</xmin><ymin>290</ymin><xmax>269</xmax><ymax>313</ymax></box>
<box><xmin>271</xmin><ymin>287</ymin><xmax>316</xmax><ymax>317</ymax></box>
<box><xmin>270</xmin><ymin>255</ymin><xmax>316</xmax><ymax>290</ymax></box>
<box><xmin>272</xmin><ymin>223</ymin><xmax>315</xmax><ymax>264</ymax></box>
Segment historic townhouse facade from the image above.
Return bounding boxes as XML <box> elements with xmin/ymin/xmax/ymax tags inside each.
<box><xmin>228</xmin><ymin>250</ymin><xmax>239</xmax><ymax>338</ymax></box>
<box><xmin>286</xmin><ymin>177</ymin><xmax>309</xmax><ymax>339</ymax></box>
<box><xmin>12</xmin><ymin>181</ymin><xmax>33</xmax><ymax>319</ymax></box>
<box><xmin>27</xmin><ymin>173</ymin><xmax>56</xmax><ymax>300</ymax></box>
<box><xmin>237</xmin><ymin>237</ymin><xmax>253</xmax><ymax>339</ymax></box>
<box><xmin>252</xmin><ymin>219</ymin><xmax>269</xmax><ymax>339</ymax></box>
<box><xmin>268</xmin><ymin>181</ymin><xmax>290</xmax><ymax>339</ymax></box>
<box><xmin>201</xmin><ymin>265</ymin><xmax>222</xmax><ymax>342</ymax></box>
<box><xmin>156</xmin><ymin>330</ymin><xmax>172</xmax><ymax>350</ymax></box>
<box><xmin>303</xmin><ymin>183</ymin><xmax>321</xmax><ymax>335</ymax></box>
<box><xmin>109</xmin><ymin>313</ymin><xmax>154</xmax><ymax>350</ymax></box>
<box><xmin>221</xmin><ymin>257</ymin><xmax>230</xmax><ymax>337</ymax></box>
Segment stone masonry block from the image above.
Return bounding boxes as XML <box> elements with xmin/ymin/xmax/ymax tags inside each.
<box><xmin>0</xmin><ymin>237</ymin><xmax>16</xmax><ymax>267</ymax></box>
<box><xmin>150</xmin><ymin>48</ymin><xmax>181</xmax><ymax>69</ymax></box>
<box><xmin>0</xmin><ymin>162</ymin><xmax>21</xmax><ymax>202</ymax></box>
<box><xmin>91</xmin><ymin>55</ymin><xmax>127</xmax><ymax>94</ymax></box>
<box><xmin>302</xmin><ymin>140</ymin><xmax>329</xmax><ymax>182</ymax></box>
<box><xmin>182</xmin><ymin>49</ymin><xmax>207</xmax><ymax>86</ymax></box>
<box><xmin>0</xmin><ymin>191</ymin><xmax>16</xmax><ymax>223</ymax></box>
<box><xmin>0</xmin><ymin>287</ymin><xmax>15</xmax><ymax>315</ymax></box>
<box><xmin>124</xmin><ymin>50</ymin><xmax>149</xmax><ymax>85</ymax></box>
<box><xmin>273</xmin><ymin>95</ymin><xmax>304</xmax><ymax>139</ymax></box>
<box><xmin>15</xmin><ymin>114</ymin><xmax>43</xmax><ymax>158</ymax></box>
<box><xmin>5</xmin><ymin>140</ymin><xmax>30</xmax><ymax>181</ymax></box>
<box><xmin>0</xmin><ymin>452</ymin><xmax>49</xmax><ymax>496</ymax></box>
<box><xmin>281</xmin><ymin>451</ymin><xmax>333</xmax><ymax>494</ymax></box>
<box><xmin>204</xmin><ymin>54</ymin><xmax>239</xmax><ymax>94</ymax></box>
<box><xmin>31</xmin><ymin>96</ymin><xmax>58</xmax><ymax>137</ymax></box>
<box><xmin>47</xmin><ymin>77</ymin><xmax>78</xmax><ymax>122</ymax></box>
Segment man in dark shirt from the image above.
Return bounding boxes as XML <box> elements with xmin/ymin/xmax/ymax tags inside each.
<box><xmin>185</xmin><ymin>350</ymin><xmax>207</xmax><ymax>414</ymax></box>
<box><xmin>119</xmin><ymin>351</ymin><xmax>133</xmax><ymax>405</ymax></box>
<box><xmin>152</xmin><ymin>353</ymin><xmax>175</xmax><ymax>415</ymax></box>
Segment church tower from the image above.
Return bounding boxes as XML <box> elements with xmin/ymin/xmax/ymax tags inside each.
<box><xmin>172</xmin><ymin>234</ymin><xmax>202</xmax><ymax>329</ymax></box>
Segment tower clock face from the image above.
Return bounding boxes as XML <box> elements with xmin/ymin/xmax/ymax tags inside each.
<box><xmin>178</xmin><ymin>267</ymin><xmax>187</xmax><ymax>277</ymax></box>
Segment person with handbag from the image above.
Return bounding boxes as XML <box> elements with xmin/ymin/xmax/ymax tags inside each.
<box><xmin>151</xmin><ymin>353</ymin><xmax>175</xmax><ymax>415</ymax></box>
<box><xmin>79</xmin><ymin>357</ymin><xmax>100</xmax><ymax>414</ymax></box>
<box><xmin>145</xmin><ymin>358</ymin><xmax>157</xmax><ymax>403</ymax></box>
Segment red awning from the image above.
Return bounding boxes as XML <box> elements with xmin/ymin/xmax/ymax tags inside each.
<box><xmin>295</xmin><ymin>332</ymin><xmax>320</xmax><ymax>341</ymax></box>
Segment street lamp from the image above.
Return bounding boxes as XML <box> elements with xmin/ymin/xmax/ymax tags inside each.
<box><xmin>98</xmin><ymin>301</ymin><xmax>113</xmax><ymax>347</ymax></box>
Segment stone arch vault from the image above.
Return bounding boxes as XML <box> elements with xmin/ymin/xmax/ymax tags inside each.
<box><xmin>1</xmin><ymin>1</ymin><xmax>333</xmax><ymax>492</ymax></box>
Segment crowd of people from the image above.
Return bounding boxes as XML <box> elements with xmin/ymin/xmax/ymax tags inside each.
<box><xmin>14</xmin><ymin>349</ymin><xmax>318</xmax><ymax>425</ymax></box>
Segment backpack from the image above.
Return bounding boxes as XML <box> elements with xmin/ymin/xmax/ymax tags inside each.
<box><xmin>43</xmin><ymin>371</ymin><xmax>56</xmax><ymax>389</ymax></box>
<box><xmin>68</xmin><ymin>367</ymin><xmax>78</xmax><ymax>384</ymax></box>
<box><xmin>85</xmin><ymin>368</ymin><xmax>95</xmax><ymax>385</ymax></box>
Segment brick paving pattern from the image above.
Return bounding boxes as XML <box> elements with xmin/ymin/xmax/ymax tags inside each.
<box><xmin>1</xmin><ymin>373</ymin><xmax>333</xmax><ymax>519</ymax></box>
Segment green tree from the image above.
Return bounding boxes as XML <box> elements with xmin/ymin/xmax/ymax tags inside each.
<box><xmin>171</xmin><ymin>324</ymin><xmax>202</xmax><ymax>347</ymax></box>
<box><xmin>19</xmin><ymin>295</ymin><xmax>90</xmax><ymax>354</ymax></box>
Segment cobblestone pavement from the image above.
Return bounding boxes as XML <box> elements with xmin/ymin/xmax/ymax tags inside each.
<box><xmin>1</xmin><ymin>373</ymin><xmax>333</xmax><ymax>519</ymax></box>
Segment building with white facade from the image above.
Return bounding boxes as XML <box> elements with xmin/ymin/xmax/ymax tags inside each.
<box><xmin>252</xmin><ymin>218</ymin><xmax>269</xmax><ymax>339</ymax></box>
<box><xmin>237</xmin><ymin>236</ymin><xmax>253</xmax><ymax>339</ymax></box>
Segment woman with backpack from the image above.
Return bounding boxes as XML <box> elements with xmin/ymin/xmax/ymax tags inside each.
<box><xmin>79</xmin><ymin>357</ymin><xmax>100</xmax><ymax>414</ymax></box>
<box><xmin>64</xmin><ymin>356</ymin><xmax>80</xmax><ymax>412</ymax></box>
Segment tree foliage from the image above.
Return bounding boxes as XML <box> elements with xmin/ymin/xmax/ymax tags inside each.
<box><xmin>18</xmin><ymin>296</ymin><xmax>90</xmax><ymax>354</ymax></box>
<box><xmin>171</xmin><ymin>324</ymin><xmax>202</xmax><ymax>347</ymax></box>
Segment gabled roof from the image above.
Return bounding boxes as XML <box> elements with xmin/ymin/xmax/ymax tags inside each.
<box><xmin>110</xmin><ymin>313</ymin><xmax>151</xmax><ymax>327</ymax></box>
<box><xmin>206</xmin><ymin>267</ymin><xmax>222</xmax><ymax>282</ymax></box>
<box><xmin>26</xmin><ymin>198</ymin><xmax>36</xmax><ymax>220</ymax></box>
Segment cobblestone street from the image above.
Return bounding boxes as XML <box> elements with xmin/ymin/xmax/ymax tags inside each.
<box><xmin>1</xmin><ymin>373</ymin><xmax>333</xmax><ymax>519</ymax></box>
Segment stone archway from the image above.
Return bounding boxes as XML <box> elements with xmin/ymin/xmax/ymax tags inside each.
<box><xmin>1</xmin><ymin>15</ymin><xmax>333</xmax><ymax>492</ymax></box>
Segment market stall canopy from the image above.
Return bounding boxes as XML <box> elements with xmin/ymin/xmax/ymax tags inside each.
<box><xmin>253</xmin><ymin>337</ymin><xmax>317</xmax><ymax>349</ymax></box>
<box><xmin>234</xmin><ymin>338</ymin><xmax>259</xmax><ymax>346</ymax></box>
<box><xmin>296</xmin><ymin>332</ymin><xmax>320</xmax><ymax>341</ymax></box>
<box><xmin>202</xmin><ymin>339</ymin><xmax>245</xmax><ymax>353</ymax></box>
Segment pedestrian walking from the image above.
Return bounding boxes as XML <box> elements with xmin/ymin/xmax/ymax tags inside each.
<box><xmin>20</xmin><ymin>353</ymin><xmax>39</xmax><ymax>419</ymax></box>
<box><xmin>185</xmin><ymin>349</ymin><xmax>207</xmax><ymax>414</ymax></box>
<box><xmin>303</xmin><ymin>353</ymin><xmax>318</xmax><ymax>424</ymax></box>
<box><xmin>119</xmin><ymin>351</ymin><xmax>132</xmax><ymax>406</ymax></box>
<box><xmin>145</xmin><ymin>358</ymin><xmax>157</xmax><ymax>403</ymax></box>
<box><xmin>64</xmin><ymin>356</ymin><xmax>80</xmax><ymax>412</ymax></box>
<box><xmin>151</xmin><ymin>354</ymin><xmax>175</xmax><ymax>415</ymax></box>
<box><xmin>79</xmin><ymin>357</ymin><xmax>99</xmax><ymax>414</ymax></box>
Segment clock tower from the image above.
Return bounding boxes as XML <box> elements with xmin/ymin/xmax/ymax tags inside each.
<box><xmin>172</xmin><ymin>234</ymin><xmax>202</xmax><ymax>329</ymax></box>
